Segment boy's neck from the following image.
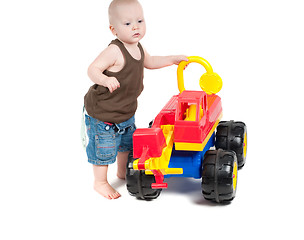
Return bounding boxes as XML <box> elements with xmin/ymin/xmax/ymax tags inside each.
<box><xmin>118</xmin><ymin>39</ymin><xmax>139</xmax><ymax>49</ymax></box>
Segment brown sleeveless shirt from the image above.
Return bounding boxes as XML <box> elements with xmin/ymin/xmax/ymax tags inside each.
<box><xmin>84</xmin><ymin>39</ymin><xmax>145</xmax><ymax>123</ymax></box>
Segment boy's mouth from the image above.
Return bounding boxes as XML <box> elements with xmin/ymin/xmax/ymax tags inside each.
<box><xmin>133</xmin><ymin>33</ymin><xmax>140</xmax><ymax>38</ymax></box>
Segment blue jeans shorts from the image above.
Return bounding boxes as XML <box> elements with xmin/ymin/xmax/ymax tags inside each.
<box><xmin>85</xmin><ymin>114</ymin><xmax>136</xmax><ymax>165</ymax></box>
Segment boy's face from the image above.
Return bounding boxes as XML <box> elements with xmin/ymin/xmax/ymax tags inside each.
<box><xmin>110</xmin><ymin>2</ymin><xmax>146</xmax><ymax>44</ymax></box>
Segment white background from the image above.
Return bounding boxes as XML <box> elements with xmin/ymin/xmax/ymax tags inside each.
<box><xmin>1</xmin><ymin>0</ymin><xmax>303</xmax><ymax>239</ymax></box>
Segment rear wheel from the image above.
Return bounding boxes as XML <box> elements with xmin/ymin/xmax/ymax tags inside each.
<box><xmin>126</xmin><ymin>152</ymin><xmax>162</xmax><ymax>200</ymax></box>
<box><xmin>202</xmin><ymin>149</ymin><xmax>238</xmax><ymax>203</ymax></box>
<box><xmin>216</xmin><ymin>121</ymin><xmax>247</xmax><ymax>169</ymax></box>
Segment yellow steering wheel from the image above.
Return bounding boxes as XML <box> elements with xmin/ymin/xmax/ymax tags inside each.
<box><xmin>177</xmin><ymin>56</ymin><xmax>222</xmax><ymax>95</ymax></box>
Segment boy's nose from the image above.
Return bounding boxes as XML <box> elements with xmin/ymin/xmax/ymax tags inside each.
<box><xmin>132</xmin><ymin>24</ymin><xmax>139</xmax><ymax>30</ymax></box>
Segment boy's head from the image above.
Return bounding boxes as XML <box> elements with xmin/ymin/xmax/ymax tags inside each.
<box><xmin>108</xmin><ymin>0</ymin><xmax>146</xmax><ymax>44</ymax></box>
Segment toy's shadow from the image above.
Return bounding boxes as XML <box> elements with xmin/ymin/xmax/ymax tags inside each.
<box><xmin>162</xmin><ymin>177</ymin><xmax>230</xmax><ymax>206</ymax></box>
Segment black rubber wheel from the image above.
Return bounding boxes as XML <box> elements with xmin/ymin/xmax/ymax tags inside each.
<box><xmin>126</xmin><ymin>151</ymin><xmax>162</xmax><ymax>200</ymax></box>
<box><xmin>215</xmin><ymin>121</ymin><xmax>247</xmax><ymax>169</ymax></box>
<box><xmin>202</xmin><ymin>149</ymin><xmax>238</xmax><ymax>203</ymax></box>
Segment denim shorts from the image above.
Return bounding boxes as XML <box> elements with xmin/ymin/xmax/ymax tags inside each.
<box><xmin>85</xmin><ymin>114</ymin><xmax>136</xmax><ymax>165</ymax></box>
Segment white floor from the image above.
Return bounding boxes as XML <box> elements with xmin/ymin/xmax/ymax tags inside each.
<box><xmin>1</xmin><ymin>0</ymin><xmax>303</xmax><ymax>239</ymax></box>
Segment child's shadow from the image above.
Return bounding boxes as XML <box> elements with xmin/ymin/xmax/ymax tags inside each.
<box><xmin>110</xmin><ymin>178</ymin><xmax>126</xmax><ymax>190</ymax></box>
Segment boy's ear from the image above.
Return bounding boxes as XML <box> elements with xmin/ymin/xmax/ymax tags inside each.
<box><xmin>109</xmin><ymin>25</ymin><xmax>117</xmax><ymax>36</ymax></box>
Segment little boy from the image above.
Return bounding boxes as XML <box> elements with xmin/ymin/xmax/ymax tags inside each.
<box><xmin>84</xmin><ymin>0</ymin><xmax>188</xmax><ymax>199</ymax></box>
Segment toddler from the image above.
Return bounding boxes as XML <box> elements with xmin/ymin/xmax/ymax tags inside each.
<box><xmin>84</xmin><ymin>0</ymin><xmax>188</xmax><ymax>199</ymax></box>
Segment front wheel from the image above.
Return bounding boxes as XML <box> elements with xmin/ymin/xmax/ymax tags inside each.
<box><xmin>202</xmin><ymin>149</ymin><xmax>238</xmax><ymax>203</ymax></box>
<box><xmin>126</xmin><ymin>152</ymin><xmax>162</xmax><ymax>200</ymax></box>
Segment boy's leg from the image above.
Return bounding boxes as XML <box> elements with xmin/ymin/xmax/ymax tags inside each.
<box><xmin>93</xmin><ymin>164</ymin><xmax>121</xmax><ymax>199</ymax></box>
<box><xmin>116</xmin><ymin>151</ymin><xmax>130</xmax><ymax>179</ymax></box>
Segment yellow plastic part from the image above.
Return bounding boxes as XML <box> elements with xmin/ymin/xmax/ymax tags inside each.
<box><xmin>177</xmin><ymin>56</ymin><xmax>222</xmax><ymax>95</ymax></box>
<box><xmin>243</xmin><ymin>132</ymin><xmax>247</xmax><ymax>159</ymax></box>
<box><xmin>233</xmin><ymin>161</ymin><xmax>237</xmax><ymax>191</ymax></box>
<box><xmin>133</xmin><ymin>125</ymin><xmax>183</xmax><ymax>175</ymax></box>
<box><xmin>174</xmin><ymin>142</ymin><xmax>203</xmax><ymax>151</ymax></box>
<box><xmin>184</xmin><ymin>104</ymin><xmax>203</xmax><ymax>121</ymax></box>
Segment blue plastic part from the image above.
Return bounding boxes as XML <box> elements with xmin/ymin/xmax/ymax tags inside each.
<box><xmin>165</xmin><ymin>133</ymin><xmax>215</xmax><ymax>179</ymax></box>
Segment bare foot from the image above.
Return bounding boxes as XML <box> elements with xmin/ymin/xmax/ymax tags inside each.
<box><xmin>94</xmin><ymin>181</ymin><xmax>121</xmax><ymax>199</ymax></box>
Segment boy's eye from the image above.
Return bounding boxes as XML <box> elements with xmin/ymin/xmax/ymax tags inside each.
<box><xmin>125</xmin><ymin>22</ymin><xmax>131</xmax><ymax>26</ymax></box>
<box><xmin>138</xmin><ymin>20</ymin><xmax>143</xmax><ymax>23</ymax></box>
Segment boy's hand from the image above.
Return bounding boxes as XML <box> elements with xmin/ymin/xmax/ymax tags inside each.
<box><xmin>103</xmin><ymin>77</ymin><xmax>120</xmax><ymax>93</ymax></box>
<box><xmin>172</xmin><ymin>55</ymin><xmax>188</xmax><ymax>65</ymax></box>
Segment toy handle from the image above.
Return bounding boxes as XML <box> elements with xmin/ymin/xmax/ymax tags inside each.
<box><xmin>177</xmin><ymin>56</ymin><xmax>222</xmax><ymax>94</ymax></box>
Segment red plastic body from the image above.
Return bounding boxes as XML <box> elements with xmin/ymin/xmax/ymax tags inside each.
<box><xmin>133</xmin><ymin>90</ymin><xmax>222</xmax><ymax>159</ymax></box>
<box><xmin>174</xmin><ymin>91</ymin><xmax>222</xmax><ymax>145</ymax></box>
<box><xmin>133</xmin><ymin>128</ymin><xmax>166</xmax><ymax>159</ymax></box>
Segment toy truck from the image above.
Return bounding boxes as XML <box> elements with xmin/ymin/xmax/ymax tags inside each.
<box><xmin>126</xmin><ymin>56</ymin><xmax>247</xmax><ymax>203</ymax></box>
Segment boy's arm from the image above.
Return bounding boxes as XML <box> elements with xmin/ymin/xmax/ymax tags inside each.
<box><xmin>143</xmin><ymin>48</ymin><xmax>188</xmax><ymax>69</ymax></box>
<box><xmin>87</xmin><ymin>45</ymin><xmax>120</xmax><ymax>93</ymax></box>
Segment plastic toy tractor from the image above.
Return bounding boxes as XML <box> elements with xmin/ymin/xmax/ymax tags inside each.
<box><xmin>126</xmin><ymin>56</ymin><xmax>247</xmax><ymax>203</ymax></box>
